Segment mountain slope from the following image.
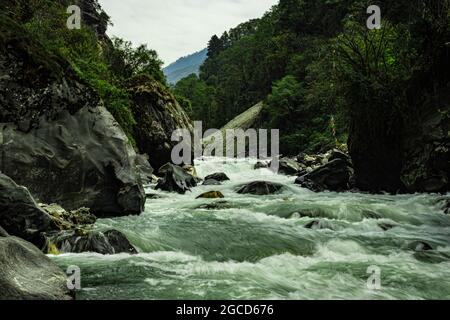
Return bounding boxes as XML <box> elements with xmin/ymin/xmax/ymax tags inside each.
<box><xmin>164</xmin><ymin>48</ymin><xmax>207</xmax><ymax>84</ymax></box>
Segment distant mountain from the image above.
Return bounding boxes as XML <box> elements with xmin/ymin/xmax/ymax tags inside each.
<box><xmin>163</xmin><ymin>48</ymin><xmax>208</xmax><ymax>84</ymax></box>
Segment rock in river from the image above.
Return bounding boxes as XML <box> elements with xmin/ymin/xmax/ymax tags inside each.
<box><xmin>295</xmin><ymin>159</ymin><xmax>354</xmax><ymax>192</ymax></box>
<box><xmin>44</xmin><ymin>229</ymin><xmax>137</xmax><ymax>255</ymax></box>
<box><xmin>0</xmin><ymin>173</ymin><xmax>51</xmax><ymax>244</ymax></box>
<box><xmin>156</xmin><ymin>163</ymin><xmax>198</xmax><ymax>194</ymax></box>
<box><xmin>236</xmin><ymin>181</ymin><xmax>284</xmax><ymax>195</ymax></box>
<box><xmin>0</xmin><ymin>236</ymin><xmax>72</xmax><ymax>300</ymax></box>
<box><xmin>204</xmin><ymin>172</ymin><xmax>230</xmax><ymax>182</ymax></box>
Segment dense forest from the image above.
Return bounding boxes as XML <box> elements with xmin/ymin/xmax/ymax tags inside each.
<box><xmin>173</xmin><ymin>0</ymin><xmax>450</xmax><ymax>160</ymax></box>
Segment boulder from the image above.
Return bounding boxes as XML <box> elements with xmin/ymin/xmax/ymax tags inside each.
<box><xmin>236</xmin><ymin>181</ymin><xmax>284</xmax><ymax>195</ymax></box>
<box><xmin>202</xmin><ymin>179</ymin><xmax>222</xmax><ymax>186</ymax></box>
<box><xmin>328</xmin><ymin>149</ymin><xmax>351</xmax><ymax>163</ymax></box>
<box><xmin>135</xmin><ymin>154</ymin><xmax>154</xmax><ymax>185</ymax></box>
<box><xmin>270</xmin><ymin>158</ymin><xmax>302</xmax><ymax>175</ymax></box>
<box><xmin>126</xmin><ymin>74</ymin><xmax>194</xmax><ymax>169</ymax></box>
<box><xmin>204</xmin><ymin>172</ymin><xmax>230</xmax><ymax>182</ymax></box>
<box><xmin>295</xmin><ymin>159</ymin><xmax>354</xmax><ymax>192</ymax></box>
<box><xmin>0</xmin><ymin>16</ymin><xmax>145</xmax><ymax>217</ymax></box>
<box><xmin>44</xmin><ymin>229</ymin><xmax>137</xmax><ymax>255</ymax></box>
<box><xmin>0</xmin><ymin>236</ymin><xmax>72</xmax><ymax>300</ymax></box>
<box><xmin>407</xmin><ymin>241</ymin><xmax>433</xmax><ymax>252</ymax></box>
<box><xmin>196</xmin><ymin>191</ymin><xmax>224</xmax><ymax>199</ymax></box>
<box><xmin>254</xmin><ymin>162</ymin><xmax>269</xmax><ymax>169</ymax></box>
<box><xmin>0</xmin><ymin>173</ymin><xmax>51</xmax><ymax>243</ymax></box>
<box><xmin>156</xmin><ymin>163</ymin><xmax>198</xmax><ymax>194</ymax></box>
<box><xmin>39</xmin><ymin>204</ymin><xmax>97</xmax><ymax>231</ymax></box>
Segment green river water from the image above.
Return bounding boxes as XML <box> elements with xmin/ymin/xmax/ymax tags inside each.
<box><xmin>51</xmin><ymin>157</ymin><xmax>450</xmax><ymax>300</ymax></box>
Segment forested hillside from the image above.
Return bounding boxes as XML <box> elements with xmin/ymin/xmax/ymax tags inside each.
<box><xmin>164</xmin><ymin>48</ymin><xmax>207</xmax><ymax>84</ymax></box>
<box><xmin>174</xmin><ymin>0</ymin><xmax>449</xmax><ymax>155</ymax></box>
<box><xmin>174</xmin><ymin>0</ymin><xmax>450</xmax><ymax>192</ymax></box>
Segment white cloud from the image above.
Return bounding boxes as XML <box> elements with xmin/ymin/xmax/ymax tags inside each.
<box><xmin>97</xmin><ymin>0</ymin><xmax>278</xmax><ymax>66</ymax></box>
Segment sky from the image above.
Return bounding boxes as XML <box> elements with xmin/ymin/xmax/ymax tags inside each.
<box><xmin>98</xmin><ymin>0</ymin><xmax>278</xmax><ymax>66</ymax></box>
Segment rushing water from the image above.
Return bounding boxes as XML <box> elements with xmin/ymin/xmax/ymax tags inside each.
<box><xmin>51</xmin><ymin>157</ymin><xmax>450</xmax><ymax>300</ymax></box>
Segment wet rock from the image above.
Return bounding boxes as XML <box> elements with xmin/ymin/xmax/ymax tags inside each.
<box><xmin>295</xmin><ymin>159</ymin><xmax>354</xmax><ymax>192</ymax></box>
<box><xmin>0</xmin><ymin>18</ymin><xmax>145</xmax><ymax>217</ymax></box>
<box><xmin>183</xmin><ymin>165</ymin><xmax>202</xmax><ymax>184</ymax></box>
<box><xmin>0</xmin><ymin>173</ymin><xmax>51</xmax><ymax>243</ymax></box>
<box><xmin>304</xmin><ymin>220</ymin><xmax>333</xmax><ymax>230</ymax></box>
<box><xmin>271</xmin><ymin>158</ymin><xmax>302</xmax><ymax>175</ymax></box>
<box><xmin>0</xmin><ymin>236</ymin><xmax>72</xmax><ymax>300</ymax></box>
<box><xmin>378</xmin><ymin>223</ymin><xmax>396</xmax><ymax>231</ymax></box>
<box><xmin>254</xmin><ymin>162</ymin><xmax>269</xmax><ymax>169</ymax></box>
<box><xmin>407</xmin><ymin>241</ymin><xmax>433</xmax><ymax>252</ymax></box>
<box><xmin>297</xmin><ymin>153</ymin><xmax>322</xmax><ymax>167</ymax></box>
<box><xmin>126</xmin><ymin>74</ymin><xmax>194</xmax><ymax>169</ymax></box>
<box><xmin>196</xmin><ymin>191</ymin><xmax>225</xmax><ymax>199</ymax></box>
<box><xmin>156</xmin><ymin>163</ymin><xmax>198</xmax><ymax>194</ymax></box>
<box><xmin>196</xmin><ymin>201</ymin><xmax>232</xmax><ymax>210</ymax></box>
<box><xmin>203</xmin><ymin>179</ymin><xmax>222</xmax><ymax>186</ymax></box>
<box><xmin>204</xmin><ymin>172</ymin><xmax>230</xmax><ymax>182</ymax></box>
<box><xmin>236</xmin><ymin>181</ymin><xmax>284</xmax><ymax>195</ymax></box>
<box><xmin>44</xmin><ymin>229</ymin><xmax>137</xmax><ymax>255</ymax></box>
<box><xmin>135</xmin><ymin>154</ymin><xmax>154</xmax><ymax>185</ymax></box>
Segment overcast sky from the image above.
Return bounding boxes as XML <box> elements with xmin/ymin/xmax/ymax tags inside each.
<box><xmin>98</xmin><ymin>0</ymin><xmax>278</xmax><ymax>66</ymax></box>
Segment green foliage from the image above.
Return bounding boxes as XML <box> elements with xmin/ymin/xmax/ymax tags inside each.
<box><xmin>105</xmin><ymin>37</ymin><xmax>166</xmax><ymax>84</ymax></box>
<box><xmin>172</xmin><ymin>74</ymin><xmax>218</xmax><ymax>128</ymax></box>
<box><xmin>181</xmin><ymin>0</ymin><xmax>449</xmax><ymax>156</ymax></box>
<box><xmin>9</xmin><ymin>0</ymin><xmax>166</xmax><ymax>147</ymax></box>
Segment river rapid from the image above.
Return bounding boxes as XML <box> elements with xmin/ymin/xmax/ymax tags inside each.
<box><xmin>51</xmin><ymin>157</ymin><xmax>450</xmax><ymax>300</ymax></box>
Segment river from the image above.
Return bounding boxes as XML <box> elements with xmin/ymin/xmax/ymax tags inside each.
<box><xmin>51</xmin><ymin>157</ymin><xmax>450</xmax><ymax>299</ymax></box>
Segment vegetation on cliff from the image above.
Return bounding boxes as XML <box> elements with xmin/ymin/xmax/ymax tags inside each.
<box><xmin>1</xmin><ymin>0</ymin><xmax>167</xmax><ymax>146</ymax></box>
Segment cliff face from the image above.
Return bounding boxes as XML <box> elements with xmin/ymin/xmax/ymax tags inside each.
<box><xmin>127</xmin><ymin>74</ymin><xmax>194</xmax><ymax>169</ymax></box>
<box><xmin>0</xmin><ymin>15</ymin><xmax>145</xmax><ymax>217</ymax></box>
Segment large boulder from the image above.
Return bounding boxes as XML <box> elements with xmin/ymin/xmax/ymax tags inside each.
<box><xmin>0</xmin><ymin>173</ymin><xmax>51</xmax><ymax>244</ymax></box>
<box><xmin>401</xmin><ymin>108</ymin><xmax>450</xmax><ymax>193</ymax></box>
<box><xmin>126</xmin><ymin>74</ymin><xmax>194</xmax><ymax>169</ymax></box>
<box><xmin>236</xmin><ymin>181</ymin><xmax>284</xmax><ymax>195</ymax></box>
<box><xmin>295</xmin><ymin>159</ymin><xmax>354</xmax><ymax>192</ymax></box>
<box><xmin>43</xmin><ymin>229</ymin><xmax>137</xmax><ymax>255</ymax></box>
<box><xmin>0</xmin><ymin>236</ymin><xmax>72</xmax><ymax>300</ymax></box>
<box><xmin>0</xmin><ymin>15</ymin><xmax>145</xmax><ymax>217</ymax></box>
<box><xmin>156</xmin><ymin>163</ymin><xmax>198</xmax><ymax>194</ymax></box>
